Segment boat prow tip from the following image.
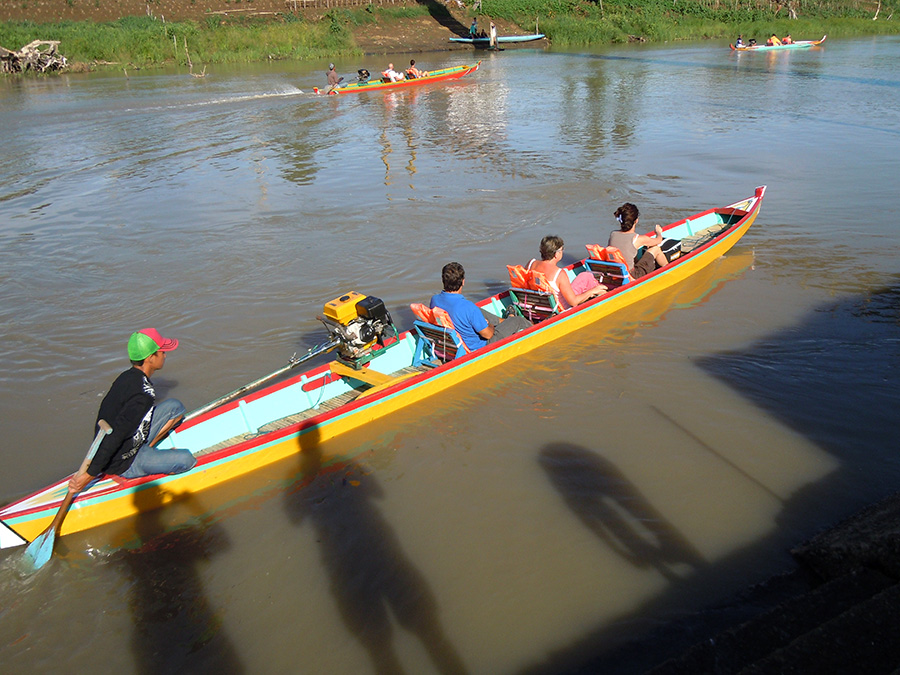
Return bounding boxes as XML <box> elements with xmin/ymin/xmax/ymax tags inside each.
<box><xmin>0</xmin><ymin>521</ymin><xmax>28</xmax><ymax>549</ymax></box>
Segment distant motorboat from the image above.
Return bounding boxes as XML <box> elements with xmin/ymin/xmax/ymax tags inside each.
<box><xmin>731</xmin><ymin>35</ymin><xmax>826</xmax><ymax>51</ymax></box>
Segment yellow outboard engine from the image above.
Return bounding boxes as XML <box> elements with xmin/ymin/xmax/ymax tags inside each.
<box><xmin>318</xmin><ymin>292</ymin><xmax>396</xmax><ymax>366</ymax></box>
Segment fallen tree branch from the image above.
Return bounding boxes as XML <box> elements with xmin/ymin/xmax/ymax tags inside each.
<box><xmin>184</xmin><ymin>38</ymin><xmax>207</xmax><ymax>78</ymax></box>
<box><xmin>1</xmin><ymin>40</ymin><xmax>68</xmax><ymax>74</ymax></box>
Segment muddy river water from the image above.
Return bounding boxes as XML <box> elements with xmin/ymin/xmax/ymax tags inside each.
<box><xmin>1</xmin><ymin>36</ymin><xmax>899</xmax><ymax>673</ymax></box>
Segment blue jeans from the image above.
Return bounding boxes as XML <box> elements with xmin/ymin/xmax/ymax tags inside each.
<box><xmin>121</xmin><ymin>399</ymin><xmax>196</xmax><ymax>479</ymax></box>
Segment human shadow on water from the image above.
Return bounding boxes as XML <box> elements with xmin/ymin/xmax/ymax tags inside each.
<box><xmin>284</xmin><ymin>436</ymin><xmax>468</xmax><ymax>675</ymax></box>
<box><xmin>517</xmin><ymin>283</ymin><xmax>900</xmax><ymax>674</ymax></box>
<box><xmin>539</xmin><ymin>443</ymin><xmax>706</xmax><ymax>582</ymax></box>
<box><xmin>697</xmin><ymin>281</ymin><xmax>900</xmax><ymax>511</ymax></box>
<box><xmin>112</xmin><ymin>486</ymin><xmax>243</xmax><ymax>674</ymax></box>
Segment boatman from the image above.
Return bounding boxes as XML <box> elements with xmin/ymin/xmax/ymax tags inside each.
<box><xmin>67</xmin><ymin>328</ymin><xmax>195</xmax><ymax>493</ymax></box>
<box><xmin>469</xmin><ymin>18</ymin><xmax>478</xmax><ymax>39</ymax></box>
<box><xmin>430</xmin><ymin>262</ymin><xmax>531</xmax><ymax>352</ymax></box>
<box><xmin>326</xmin><ymin>63</ymin><xmax>340</xmax><ymax>88</ymax></box>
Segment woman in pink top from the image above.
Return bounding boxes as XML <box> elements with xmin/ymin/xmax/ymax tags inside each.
<box><xmin>527</xmin><ymin>236</ymin><xmax>604</xmax><ymax>310</ymax></box>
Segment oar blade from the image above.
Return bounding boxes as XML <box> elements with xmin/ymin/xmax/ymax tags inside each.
<box><xmin>23</xmin><ymin>528</ymin><xmax>56</xmax><ymax>571</ymax></box>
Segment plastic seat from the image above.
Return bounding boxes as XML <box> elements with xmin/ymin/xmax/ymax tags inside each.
<box><xmin>409</xmin><ymin>304</ymin><xmax>470</xmax><ymax>365</ymax></box>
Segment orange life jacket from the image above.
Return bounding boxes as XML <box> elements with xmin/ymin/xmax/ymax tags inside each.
<box><xmin>507</xmin><ymin>264</ymin><xmax>553</xmax><ymax>293</ymax></box>
<box><xmin>409</xmin><ymin>303</ymin><xmax>456</xmax><ymax>330</ymax></box>
<box><xmin>507</xmin><ymin>264</ymin><xmax>529</xmax><ymax>289</ymax></box>
<box><xmin>586</xmin><ymin>244</ymin><xmax>629</xmax><ymax>267</ymax></box>
<box><xmin>410</xmin><ymin>303</ymin><xmax>433</xmax><ymax>323</ymax></box>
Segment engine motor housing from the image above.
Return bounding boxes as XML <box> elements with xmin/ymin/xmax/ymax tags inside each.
<box><xmin>318</xmin><ymin>292</ymin><xmax>395</xmax><ymax>366</ymax></box>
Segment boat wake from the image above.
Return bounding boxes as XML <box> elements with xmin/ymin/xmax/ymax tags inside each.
<box><xmin>126</xmin><ymin>86</ymin><xmax>305</xmax><ymax>113</ymax></box>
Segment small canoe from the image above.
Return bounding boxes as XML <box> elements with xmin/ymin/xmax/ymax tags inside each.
<box><xmin>314</xmin><ymin>61</ymin><xmax>480</xmax><ymax>95</ymax></box>
<box><xmin>450</xmin><ymin>34</ymin><xmax>546</xmax><ymax>45</ymax></box>
<box><xmin>0</xmin><ymin>187</ymin><xmax>767</xmax><ymax>550</ymax></box>
<box><xmin>731</xmin><ymin>35</ymin><xmax>826</xmax><ymax>51</ymax></box>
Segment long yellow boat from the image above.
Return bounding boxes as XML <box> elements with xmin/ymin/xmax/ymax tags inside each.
<box><xmin>0</xmin><ymin>186</ymin><xmax>766</xmax><ymax>550</ymax></box>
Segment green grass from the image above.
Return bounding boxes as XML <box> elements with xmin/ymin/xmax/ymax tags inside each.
<box><xmin>1</xmin><ymin>0</ymin><xmax>897</xmax><ymax>71</ymax></box>
<box><xmin>0</xmin><ymin>14</ymin><xmax>355</xmax><ymax>68</ymax></box>
<box><xmin>483</xmin><ymin>0</ymin><xmax>898</xmax><ymax>45</ymax></box>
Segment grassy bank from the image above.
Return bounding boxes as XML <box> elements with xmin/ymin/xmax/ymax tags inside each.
<box><xmin>511</xmin><ymin>0</ymin><xmax>898</xmax><ymax>47</ymax></box>
<box><xmin>0</xmin><ymin>14</ymin><xmax>359</xmax><ymax>68</ymax></box>
<box><xmin>1</xmin><ymin>0</ymin><xmax>897</xmax><ymax>71</ymax></box>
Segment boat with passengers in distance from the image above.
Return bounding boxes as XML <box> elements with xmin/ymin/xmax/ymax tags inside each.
<box><xmin>0</xmin><ymin>187</ymin><xmax>767</xmax><ymax>552</ymax></box>
<box><xmin>731</xmin><ymin>35</ymin><xmax>826</xmax><ymax>51</ymax></box>
<box><xmin>314</xmin><ymin>61</ymin><xmax>481</xmax><ymax>95</ymax></box>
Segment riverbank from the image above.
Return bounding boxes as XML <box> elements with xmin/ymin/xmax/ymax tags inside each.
<box><xmin>568</xmin><ymin>491</ymin><xmax>900</xmax><ymax>673</ymax></box>
<box><xmin>2</xmin><ymin>0</ymin><xmax>898</xmax><ymax>72</ymax></box>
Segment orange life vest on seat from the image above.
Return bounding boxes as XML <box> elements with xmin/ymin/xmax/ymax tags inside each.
<box><xmin>586</xmin><ymin>244</ymin><xmax>629</xmax><ymax>267</ymax></box>
<box><xmin>409</xmin><ymin>303</ymin><xmax>456</xmax><ymax>330</ymax></box>
<box><xmin>410</xmin><ymin>303</ymin><xmax>433</xmax><ymax>323</ymax></box>
<box><xmin>507</xmin><ymin>264</ymin><xmax>530</xmax><ymax>289</ymax></box>
<box><xmin>507</xmin><ymin>264</ymin><xmax>553</xmax><ymax>293</ymax></box>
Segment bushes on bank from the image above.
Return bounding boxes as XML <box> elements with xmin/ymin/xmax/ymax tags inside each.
<box><xmin>0</xmin><ymin>0</ymin><xmax>896</xmax><ymax>71</ymax></box>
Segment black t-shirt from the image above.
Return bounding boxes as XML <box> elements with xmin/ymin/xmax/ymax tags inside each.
<box><xmin>87</xmin><ymin>367</ymin><xmax>155</xmax><ymax>476</ymax></box>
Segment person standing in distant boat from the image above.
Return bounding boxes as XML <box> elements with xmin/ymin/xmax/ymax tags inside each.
<box><xmin>489</xmin><ymin>21</ymin><xmax>498</xmax><ymax>49</ymax></box>
<box><xmin>469</xmin><ymin>18</ymin><xmax>478</xmax><ymax>39</ymax></box>
<box><xmin>68</xmin><ymin>328</ymin><xmax>195</xmax><ymax>493</ymax></box>
<box><xmin>608</xmin><ymin>203</ymin><xmax>669</xmax><ymax>280</ymax></box>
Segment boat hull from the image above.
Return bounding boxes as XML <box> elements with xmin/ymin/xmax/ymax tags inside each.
<box><xmin>450</xmin><ymin>34</ymin><xmax>545</xmax><ymax>45</ymax></box>
<box><xmin>316</xmin><ymin>62</ymin><xmax>480</xmax><ymax>95</ymax></box>
<box><xmin>0</xmin><ymin>187</ymin><xmax>766</xmax><ymax>547</ymax></box>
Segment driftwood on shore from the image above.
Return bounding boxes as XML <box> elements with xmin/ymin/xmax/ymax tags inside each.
<box><xmin>1</xmin><ymin>40</ymin><xmax>68</xmax><ymax>74</ymax></box>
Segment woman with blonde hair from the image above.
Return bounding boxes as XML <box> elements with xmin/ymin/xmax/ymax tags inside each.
<box><xmin>527</xmin><ymin>236</ymin><xmax>604</xmax><ymax>310</ymax></box>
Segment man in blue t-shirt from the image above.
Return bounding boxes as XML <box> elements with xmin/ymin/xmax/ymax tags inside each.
<box><xmin>430</xmin><ymin>262</ymin><xmax>531</xmax><ymax>352</ymax></box>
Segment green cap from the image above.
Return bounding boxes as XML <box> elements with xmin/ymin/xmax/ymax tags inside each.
<box><xmin>128</xmin><ymin>331</ymin><xmax>160</xmax><ymax>361</ymax></box>
<box><xmin>127</xmin><ymin>328</ymin><xmax>179</xmax><ymax>361</ymax></box>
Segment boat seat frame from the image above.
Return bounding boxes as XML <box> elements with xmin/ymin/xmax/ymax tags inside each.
<box><xmin>508</xmin><ymin>287</ymin><xmax>560</xmax><ymax>323</ymax></box>
<box><xmin>584</xmin><ymin>259</ymin><xmax>631</xmax><ymax>289</ymax></box>
<box><xmin>412</xmin><ymin>320</ymin><xmax>468</xmax><ymax>366</ymax></box>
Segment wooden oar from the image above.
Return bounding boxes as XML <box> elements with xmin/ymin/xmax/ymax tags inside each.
<box><xmin>24</xmin><ymin>419</ymin><xmax>112</xmax><ymax>571</ymax></box>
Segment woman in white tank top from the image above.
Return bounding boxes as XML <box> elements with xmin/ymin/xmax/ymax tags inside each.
<box><xmin>527</xmin><ymin>235</ymin><xmax>604</xmax><ymax>310</ymax></box>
